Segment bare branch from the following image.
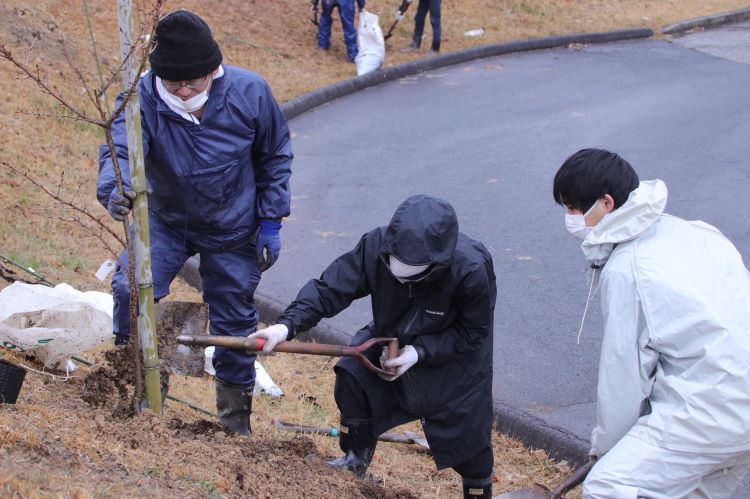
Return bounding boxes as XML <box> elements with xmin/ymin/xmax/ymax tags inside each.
<box><xmin>3</xmin><ymin>0</ymin><xmax>166</xmax><ymax>414</ymax></box>
<box><xmin>97</xmin><ymin>1</ymin><xmax>161</xmax><ymax>115</ymax></box>
<box><xmin>105</xmin><ymin>41</ymin><xmax>149</xmax><ymax>127</ymax></box>
<box><xmin>2</xmin><ymin>161</ymin><xmax>126</xmax><ymax>248</ymax></box>
<box><xmin>23</xmin><ymin>33</ymin><xmax>40</xmax><ymax>66</ymax></box>
<box><xmin>105</xmin><ymin>0</ymin><xmax>164</xmax><ymax>128</ymax></box>
<box><xmin>13</xmin><ymin>109</ymin><xmax>102</xmax><ymax>126</ymax></box>
<box><xmin>61</xmin><ymin>36</ymin><xmax>98</xmax><ymax>110</ymax></box>
<box><xmin>55</xmin><ymin>169</ymin><xmax>65</xmax><ymax>199</ymax></box>
<box><xmin>30</xmin><ymin>208</ymin><xmax>122</xmax><ymax>259</ymax></box>
<box><xmin>97</xmin><ymin>44</ymin><xmax>132</xmax><ymax>106</ymax></box>
<box><xmin>86</xmin><ymin>229</ymin><xmax>122</xmax><ymax>259</ymax></box>
<box><xmin>72</xmin><ymin>178</ymin><xmax>88</xmax><ymax>207</ymax></box>
<box><xmin>0</xmin><ymin>45</ymin><xmax>105</xmax><ymax>128</ymax></box>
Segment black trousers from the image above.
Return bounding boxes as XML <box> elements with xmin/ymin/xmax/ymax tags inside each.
<box><xmin>413</xmin><ymin>0</ymin><xmax>442</xmax><ymax>51</ymax></box>
<box><xmin>334</xmin><ymin>370</ymin><xmax>494</xmax><ymax>480</ymax></box>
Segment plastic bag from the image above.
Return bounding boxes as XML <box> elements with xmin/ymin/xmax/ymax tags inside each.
<box><xmin>0</xmin><ymin>283</ymin><xmax>113</xmax><ymax>371</ymax></box>
<box><xmin>355</xmin><ymin>10</ymin><xmax>385</xmax><ymax>76</ymax></box>
<box><xmin>204</xmin><ymin>346</ymin><xmax>284</xmax><ymax>398</ymax></box>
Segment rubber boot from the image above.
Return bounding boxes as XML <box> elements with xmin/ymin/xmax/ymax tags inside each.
<box><xmin>325</xmin><ymin>419</ymin><xmax>377</xmax><ymax>478</ymax></box>
<box><xmin>114</xmin><ymin>333</ymin><xmax>129</xmax><ymax>346</ymax></box>
<box><xmin>215</xmin><ymin>378</ymin><xmax>254</xmax><ymax>436</ymax></box>
<box><xmin>462</xmin><ymin>475</ymin><xmax>492</xmax><ymax>498</ymax></box>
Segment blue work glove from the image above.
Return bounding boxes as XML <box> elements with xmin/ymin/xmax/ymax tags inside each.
<box><xmin>257</xmin><ymin>219</ymin><xmax>282</xmax><ymax>271</ymax></box>
<box><xmin>107</xmin><ymin>189</ymin><xmax>136</xmax><ymax>221</ymax></box>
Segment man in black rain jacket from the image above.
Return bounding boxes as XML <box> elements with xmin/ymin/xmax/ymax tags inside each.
<box><xmin>250</xmin><ymin>195</ymin><xmax>496</xmax><ymax>498</ymax></box>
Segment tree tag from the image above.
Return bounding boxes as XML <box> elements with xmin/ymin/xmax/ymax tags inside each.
<box><xmin>95</xmin><ymin>259</ymin><xmax>116</xmax><ymax>281</ymax></box>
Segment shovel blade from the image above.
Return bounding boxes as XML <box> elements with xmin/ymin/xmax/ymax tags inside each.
<box><xmin>494</xmin><ymin>483</ymin><xmax>551</xmax><ymax>499</ymax></box>
<box><xmin>402</xmin><ymin>431</ymin><xmax>430</xmax><ymax>450</ymax></box>
<box><xmin>156</xmin><ymin>301</ymin><xmax>209</xmax><ymax>377</ymax></box>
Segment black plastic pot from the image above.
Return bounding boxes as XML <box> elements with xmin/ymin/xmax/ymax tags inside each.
<box><xmin>0</xmin><ymin>358</ymin><xmax>26</xmax><ymax>404</ymax></box>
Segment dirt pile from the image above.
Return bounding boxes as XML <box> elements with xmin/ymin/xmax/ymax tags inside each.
<box><xmin>1</xmin><ymin>349</ymin><xmax>417</xmax><ymax>498</ymax></box>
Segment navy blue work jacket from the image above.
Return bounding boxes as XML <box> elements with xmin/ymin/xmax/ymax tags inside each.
<box><xmin>97</xmin><ymin>66</ymin><xmax>292</xmax><ymax>251</ymax></box>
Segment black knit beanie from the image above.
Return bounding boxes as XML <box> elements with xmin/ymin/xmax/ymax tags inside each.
<box><xmin>149</xmin><ymin>10</ymin><xmax>222</xmax><ymax>81</ymax></box>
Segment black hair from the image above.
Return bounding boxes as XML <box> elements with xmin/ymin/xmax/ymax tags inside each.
<box><xmin>552</xmin><ymin>148</ymin><xmax>639</xmax><ymax>212</ymax></box>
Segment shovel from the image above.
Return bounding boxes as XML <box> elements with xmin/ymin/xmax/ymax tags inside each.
<box><xmin>384</xmin><ymin>0</ymin><xmax>414</xmax><ymax>40</ymax></box>
<box><xmin>273</xmin><ymin>420</ymin><xmax>431</xmax><ymax>452</ymax></box>
<box><xmin>155</xmin><ymin>301</ymin><xmax>210</xmax><ymax>377</ymax></box>
<box><xmin>310</xmin><ymin>0</ymin><xmax>319</xmax><ymax>25</ymax></box>
<box><xmin>176</xmin><ymin>335</ymin><xmax>400</xmax><ymax>377</ymax></box>
<box><xmin>495</xmin><ymin>460</ymin><xmax>594</xmax><ymax>498</ymax></box>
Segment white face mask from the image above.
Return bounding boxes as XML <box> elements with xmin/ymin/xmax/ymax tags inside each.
<box><xmin>388</xmin><ymin>256</ymin><xmax>430</xmax><ymax>283</ymax></box>
<box><xmin>160</xmin><ymin>84</ymin><xmax>210</xmax><ymax>113</ymax></box>
<box><xmin>565</xmin><ymin>199</ymin><xmax>602</xmax><ymax>240</ymax></box>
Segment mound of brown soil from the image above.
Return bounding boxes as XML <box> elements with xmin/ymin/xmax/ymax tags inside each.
<box><xmin>1</xmin><ymin>350</ymin><xmax>416</xmax><ymax>498</ymax></box>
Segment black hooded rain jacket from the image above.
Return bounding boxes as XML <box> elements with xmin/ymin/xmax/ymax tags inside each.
<box><xmin>277</xmin><ymin>195</ymin><xmax>496</xmax><ymax>468</ymax></box>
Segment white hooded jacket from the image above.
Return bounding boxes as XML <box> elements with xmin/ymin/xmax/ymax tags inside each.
<box><xmin>582</xmin><ymin>180</ymin><xmax>750</xmax><ymax>456</ymax></box>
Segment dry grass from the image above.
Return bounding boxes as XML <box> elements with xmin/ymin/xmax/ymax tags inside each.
<box><xmin>1</xmin><ymin>341</ymin><xmax>578</xmax><ymax>498</ymax></box>
<box><xmin>2</xmin><ymin>0</ymin><xmax>748</xmax><ymax>496</ymax></box>
<box><xmin>172</xmin><ymin>355</ymin><xmax>579</xmax><ymax>497</ymax></box>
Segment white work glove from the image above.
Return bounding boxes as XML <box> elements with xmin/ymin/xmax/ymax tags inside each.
<box><xmin>247</xmin><ymin>324</ymin><xmax>288</xmax><ymax>355</ymax></box>
<box><xmin>379</xmin><ymin>345</ymin><xmax>418</xmax><ymax>381</ymax></box>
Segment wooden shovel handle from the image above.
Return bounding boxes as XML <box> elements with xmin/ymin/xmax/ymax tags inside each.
<box><xmin>176</xmin><ymin>335</ymin><xmax>399</xmax><ymax>376</ymax></box>
<box><xmin>387</xmin><ymin>340</ymin><xmax>399</xmax><ymax>374</ymax></box>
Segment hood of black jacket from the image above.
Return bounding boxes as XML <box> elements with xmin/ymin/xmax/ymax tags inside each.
<box><xmin>380</xmin><ymin>195</ymin><xmax>458</xmax><ymax>267</ymax></box>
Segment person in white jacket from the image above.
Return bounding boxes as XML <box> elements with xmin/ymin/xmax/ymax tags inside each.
<box><xmin>553</xmin><ymin>148</ymin><xmax>750</xmax><ymax>498</ymax></box>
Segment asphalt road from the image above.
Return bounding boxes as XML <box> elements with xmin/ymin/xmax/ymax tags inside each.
<box><xmin>672</xmin><ymin>19</ymin><xmax>750</xmax><ymax>64</ymax></box>
<box><xmin>258</xmin><ymin>24</ymin><xmax>750</xmax><ymax>493</ymax></box>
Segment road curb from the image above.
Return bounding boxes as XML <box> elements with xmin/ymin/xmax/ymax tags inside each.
<box><xmin>178</xmin><ymin>257</ymin><xmax>350</xmax><ymax>346</ymax></box>
<box><xmin>280</xmin><ymin>28</ymin><xmax>653</xmax><ymax>120</ymax></box>
<box><xmin>493</xmin><ymin>402</ymin><xmax>590</xmax><ymax>467</ymax></box>
<box><xmin>662</xmin><ymin>7</ymin><xmax>750</xmax><ymax>35</ymax></box>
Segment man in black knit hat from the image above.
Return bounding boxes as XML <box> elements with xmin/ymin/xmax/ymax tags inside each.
<box><xmin>97</xmin><ymin>10</ymin><xmax>292</xmax><ymax>436</ymax></box>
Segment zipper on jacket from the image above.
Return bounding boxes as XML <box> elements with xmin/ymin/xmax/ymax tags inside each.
<box><xmin>404</xmin><ymin>289</ymin><xmax>422</xmax><ymax>335</ymax></box>
<box><xmin>576</xmin><ymin>266</ymin><xmax>600</xmax><ymax>344</ymax></box>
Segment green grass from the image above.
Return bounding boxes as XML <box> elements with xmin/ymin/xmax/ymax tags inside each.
<box><xmin>6</xmin><ymin>251</ymin><xmax>45</xmax><ymax>276</ymax></box>
<box><xmin>194</xmin><ymin>479</ymin><xmax>223</xmax><ymax>498</ymax></box>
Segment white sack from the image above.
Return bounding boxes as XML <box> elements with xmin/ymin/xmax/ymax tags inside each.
<box><xmin>204</xmin><ymin>346</ymin><xmax>283</xmax><ymax>398</ymax></box>
<box><xmin>355</xmin><ymin>10</ymin><xmax>385</xmax><ymax>76</ymax></box>
<box><xmin>0</xmin><ymin>282</ymin><xmax>113</xmax><ymax>371</ymax></box>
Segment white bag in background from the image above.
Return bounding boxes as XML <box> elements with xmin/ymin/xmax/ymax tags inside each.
<box><xmin>0</xmin><ymin>282</ymin><xmax>113</xmax><ymax>371</ymax></box>
<box><xmin>355</xmin><ymin>10</ymin><xmax>385</xmax><ymax>76</ymax></box>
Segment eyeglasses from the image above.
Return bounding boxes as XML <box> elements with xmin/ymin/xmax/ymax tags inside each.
<box><xmin>162</xmin><ymin>75</ymin><xmax>210</xmax><ymax>92</ymax></box>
